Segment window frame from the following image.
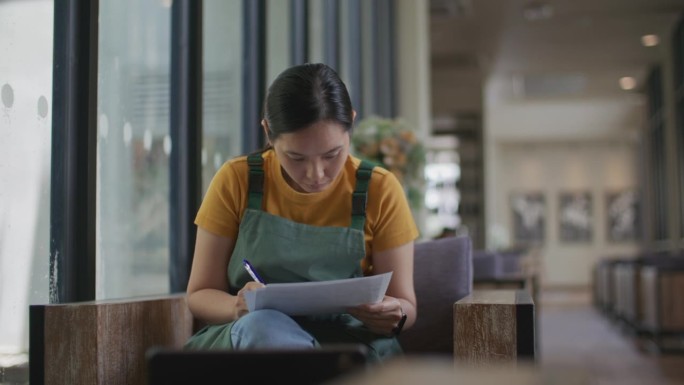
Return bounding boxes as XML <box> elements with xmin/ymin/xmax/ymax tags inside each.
<box><xmin>50</xmin><ymin>0</ymin><xmax>99</xmax><ymax>304</ymax></box>
<box><xmin>50</xmin><ymin>0</ymin><xmax>266</xmax><ymax>299</ymax></box>
<box><xmin>169</xmin><ymin>0</ymin><xmax>203</xmax><ymax>293</ymax></box>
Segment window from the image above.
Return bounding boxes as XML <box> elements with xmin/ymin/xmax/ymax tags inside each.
<box><xmin>97</xmin><ymin>0</ymin><xmax>172</xmax><ymax>299</ymax></box>
<box><xmin>0</xmin><ymin>0</ymin><xmax>53</xmax><ymax>359</ymax></box>
<box><xmin>202</xmin><ymin>0</ymin><xmax>244</xmax><ymax>193</ymax></box>
<box><xmin>308</xmin><ymin>0</ymin><xmax>325</xmax><ymax>64</ymax></box>
<box><xmin>266</xmin><ymin>0</ymin><xmax>291</xmax><ymax>86</ymax></box>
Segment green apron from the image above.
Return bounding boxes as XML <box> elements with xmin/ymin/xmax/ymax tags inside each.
<box><xmin>185</xmin><ymin>153</ymin><xmax>403</xmax><ymax>363</ymax></box>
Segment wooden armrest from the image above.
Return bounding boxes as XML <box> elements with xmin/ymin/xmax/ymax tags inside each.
<box><xmin>30</xmin><ymin>293</ymin><xmax>193</xmax><ymax>385</ymax></box>
<box><xmin>453</xmin><ymin>289</ymin><xmax>536</xmax><ymax>365</ymax></box>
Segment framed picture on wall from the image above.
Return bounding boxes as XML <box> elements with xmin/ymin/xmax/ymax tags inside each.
<box><xmin>510</xmin><ymin>192</ymin><xmax>545</xmax><ymax>244</ymax></box>
<box><xmin>559</xmin><ymin>191</ymin><xmax>593</xmax><ymax>243</ymax></box>
<box><xmin>606</xmin><ymin>189</ymin><xmax>640</xmax><ymax>242</ymax></box>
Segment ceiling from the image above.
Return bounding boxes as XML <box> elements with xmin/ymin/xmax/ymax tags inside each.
<box><xmin>430</xmin><ymin>0</ymin><xmax>684</xmax><ymax>103</ymax></box>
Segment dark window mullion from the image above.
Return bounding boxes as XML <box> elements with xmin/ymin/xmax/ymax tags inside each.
<box><xmin>291</xmin><ymin>0</ymin><xmax>309</xmax><ymax>65</ymax></box>
<box><xmin>323</xmin><ymin>0</ymin><xmax>340</xmax><ymax>71</ymax></box>
<box><xmin>50</xmin><ymin>0</ymin><xmax>99</xmax><ymax>303</ymax></box>
<box><xmin>170</xmin><ymin>0</ymin><xmax>203</xmax><ymax>293</ymax></box>
<box><xmin>347</xmin><ymin>0</ymin><xmax>363</xmax><ymax>120</ymax></box>
<box><xmin>370</xmin><ymin>0</ymin><xmax>380</xmax><ymax>117</ymax></box>
<box><xmin>377</xmin><ymin>0</ymin><xmax>396</xmax><ymax>118</ymax></box>
<box><xmin>368</xmin><ymin>0</ymin><xmax>396</xmax><ymax>118</ymax></box>
<box><xmin>243</xmin><ymin>0</ymin><xmax>266</xmax><ymax>152</ymax></box>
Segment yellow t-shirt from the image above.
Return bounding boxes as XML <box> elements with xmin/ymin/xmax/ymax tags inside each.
<box><xmin>195</xmin><ymin>149</ymin><xmax>419</xmax><ymax>273</ymax></box>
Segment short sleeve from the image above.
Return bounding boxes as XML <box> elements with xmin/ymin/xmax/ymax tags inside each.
<box><xmin>366</xmin><ymin>169</ymin><xmax>420</xmax><ymax>253</ymax></box>
<box><xmin>194</xmin><ymin>159</ymin><xmax>247</xmax><ymax>239</ymax></box>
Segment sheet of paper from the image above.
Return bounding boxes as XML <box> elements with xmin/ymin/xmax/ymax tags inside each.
<box><xmin>243</xmin><ymin>272</ymin><xmax>393</xmax><ymax>316</ymax></box>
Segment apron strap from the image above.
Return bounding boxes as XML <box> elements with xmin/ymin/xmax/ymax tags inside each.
<box><xmin>351</xmin><ymin>160</ymin><xmax>374</xmax><ymax>231</ymax></box>
<box><xmin>246</xmin><ymin>152</ymin><xmax>265</xmax><ymax>210</ymax></box>
<box><xmin>247</xmin><ymin>152</ymin><xmax>373</xmax><ymax>226</ymax></box>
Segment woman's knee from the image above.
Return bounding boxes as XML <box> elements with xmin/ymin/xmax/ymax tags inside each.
<box><xmin>237</xmin><ymin>309</ymin><xmax>295</xmax><ymax>330</ymax></box>
<box><xmin>231</xmin><ymin>310</ymin><xmax>316</xmax><ymax>349</ymax></box>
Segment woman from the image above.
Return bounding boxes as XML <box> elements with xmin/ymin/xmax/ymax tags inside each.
<box><xmin>185</xmin><ymin>63</ymin><xmax>418</xmax><ymax>363</ymax></box>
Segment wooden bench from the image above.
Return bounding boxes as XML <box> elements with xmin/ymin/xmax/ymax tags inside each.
<box><xmin>639</xmin><ymin>262</ymin><xmax>684</xmax><ymax>351</ymax></box>
<box><xmin>612</xmin><ymin>259</ymin><xmax>639</xmax><ymax>327</ymax></box>
<box><xmin>611</xmin><ymin>254</ymin><xmax>668</xmax><ymax>332</ymax></box>
<box><xmin>30</xmin><ymin>289</ymin><xmax>534</xmax><ymax>384</ymax></box>
<box><xmin>594</xmin><ymin>258</ymin><xmax>620</xmax><ymax>316</ymax></box>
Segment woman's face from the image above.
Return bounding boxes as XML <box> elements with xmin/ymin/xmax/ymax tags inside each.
<box><xmin>267</xmin><ymin>120</ymin><xmax>351</xmax><ymax>193</ymax></box>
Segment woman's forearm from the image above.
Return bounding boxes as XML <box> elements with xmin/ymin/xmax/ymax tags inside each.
<box><xmin>186</xmin><ymin>289</ymin><xmax>239</xmax><ymax>325</ymax></box>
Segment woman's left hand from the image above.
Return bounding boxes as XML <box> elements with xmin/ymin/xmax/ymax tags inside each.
<box><xmin>347</xmin><ymin>296</ymin><xmax>405</xmax><ymax>336</ymax></box>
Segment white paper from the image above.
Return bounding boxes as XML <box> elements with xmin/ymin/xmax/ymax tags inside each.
<box><xmin>243</xmin><ymin>272</ymin><xmax>393</xmax><ymax>316</ymax></box>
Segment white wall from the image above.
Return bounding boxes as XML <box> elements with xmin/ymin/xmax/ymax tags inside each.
<box><xmin>483</xmin><ymin>75</ymin><xmax>643</xmax><ymax>287</ymax></box>
<box><xmin>493</xmin><ymin>142</ymin><xmax>641</xmax><ymax>286</ymax></box>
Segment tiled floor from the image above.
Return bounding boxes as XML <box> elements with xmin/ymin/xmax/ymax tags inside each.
<box><xmin>538</xmin><ymin>289</ymin><xmax>684</xmax><ymax>385</ymax></box>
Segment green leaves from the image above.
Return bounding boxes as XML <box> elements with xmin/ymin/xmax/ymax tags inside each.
<box><xmin>352</xmin><ymin>116</ymin><xmax>426</xmax><ymax>209</ymax></box>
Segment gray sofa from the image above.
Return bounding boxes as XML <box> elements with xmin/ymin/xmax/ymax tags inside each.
<box><xmin>399</xmin><ymin>235</ymin><xmax>473</xmax><ymax>354</ymax></box>
<box><xmin>472</xmin><ymin>249</ymin><xmax>502</xmax><ymax>281</ymax></box>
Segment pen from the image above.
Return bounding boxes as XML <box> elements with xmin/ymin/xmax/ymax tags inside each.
<box><xmin>243</xmin><ymin>259</ymin><xmax>266</xmax><ymax>284</ymax></box>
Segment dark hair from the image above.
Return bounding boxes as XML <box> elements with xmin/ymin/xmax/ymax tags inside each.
<box><xmin>263</xmin><ymin>63</ymin><xmax>354</xmax><ymax>142</ymax></box>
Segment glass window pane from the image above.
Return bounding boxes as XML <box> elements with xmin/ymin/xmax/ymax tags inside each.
<box><xmin>339</xmin><ymin>1</ymin><xmax>352</xmax><ymax>89</ymax></box>
<box><xmin>202</xmin><ymin>0</ymin><xmax>244</xmax><ymax>193</ymax></box>
<box><xmin>266</xmin><ymin>0</ymin><xmax>291</xmax><ymax>86</ymax></box>
<box><xmin>361</xmin><ymin>0</ymin><xmax>376</xmax><ymax>117</ymax></box>
<box><xmin>0</xmin><ymin>0</ymin><xmax>53</xmax><ymax>357</ymax></box>
<box><xmin>97</xmin><ymin>0</ymin><xmax>171</xmax><ymax>299</ymax></box>
<box><xmin>308</xmin><ymin>0</ymin><xmax>325</xmax><ymax>64</ymax></box>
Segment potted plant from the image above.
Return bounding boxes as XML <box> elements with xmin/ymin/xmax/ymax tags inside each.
<box><xmin>351</xmin><ymin>116</ymin><xmax>426</xmax><ymax>210</ymax></box>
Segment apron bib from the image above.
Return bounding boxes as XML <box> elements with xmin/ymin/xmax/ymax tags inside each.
<box><xmin>185</xmin><ymin>153</ymin><xmax>402</xmax><ymax>362</ymax></box>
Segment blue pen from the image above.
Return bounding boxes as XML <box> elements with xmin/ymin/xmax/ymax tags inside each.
<box><xmin>243</xmin><ymin>259</ymin><xmax>266</xmax><ymax>284</ymax></box>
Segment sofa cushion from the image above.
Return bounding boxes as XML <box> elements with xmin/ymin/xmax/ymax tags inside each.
<box><xmin>498</xmin><ymin>249</ymin><xmax>526</xmax><ymax>277</ymax></box>
<box><xmin>472</xmin><ymin>250</ymin><xmax>502</xmax><ymax>280</ymax></box>
<box><xmin>398</xmin><ymin>235</ymin><xmax>473</xmax><ymax>355</ymax></box>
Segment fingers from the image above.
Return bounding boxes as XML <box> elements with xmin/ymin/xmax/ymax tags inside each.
<box><xmin>348</xmin><ymin>296</ymin><xmax>405</xmax><ymax>336</ymax></box>
<box><xmin>353</xmin><ymin>296</ymin><xmax>402</xmax><ymax>316</ymax></box>
<box><xmin>234</xmin><ymin>281</ymin><xmax>266</xmax><ymax>319</ymax></box>
<box><xmin>236</xmin><ymin>282</ymin><xmax>265</xmax><ymax>299</ymax></box>
<box><xmin>243</xmin><ymin>281</ymin><xmax>266</xmax><ymax>291</ymax></box>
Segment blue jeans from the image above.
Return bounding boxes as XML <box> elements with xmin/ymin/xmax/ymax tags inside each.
<box><xmin>230</xmin><ymin>309</ymin><xmax>318</xmax><ymax>349</ymax></box>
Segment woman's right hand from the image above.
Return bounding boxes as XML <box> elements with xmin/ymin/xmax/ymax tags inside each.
<box><xmin>235</xmin><ymin>281</ymin><xmax>266</xmax><ymax>319</ymax></box>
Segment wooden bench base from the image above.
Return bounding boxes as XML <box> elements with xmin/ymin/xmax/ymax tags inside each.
<box><xmin>30</xmin><ymin>294</ymin><xmax>193</xmax><ymax>385</ymax></box>
<box><xmin>454</xmin><ymin>290</ymin><xmax>536</xmax><ymax>365</ymax></box>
